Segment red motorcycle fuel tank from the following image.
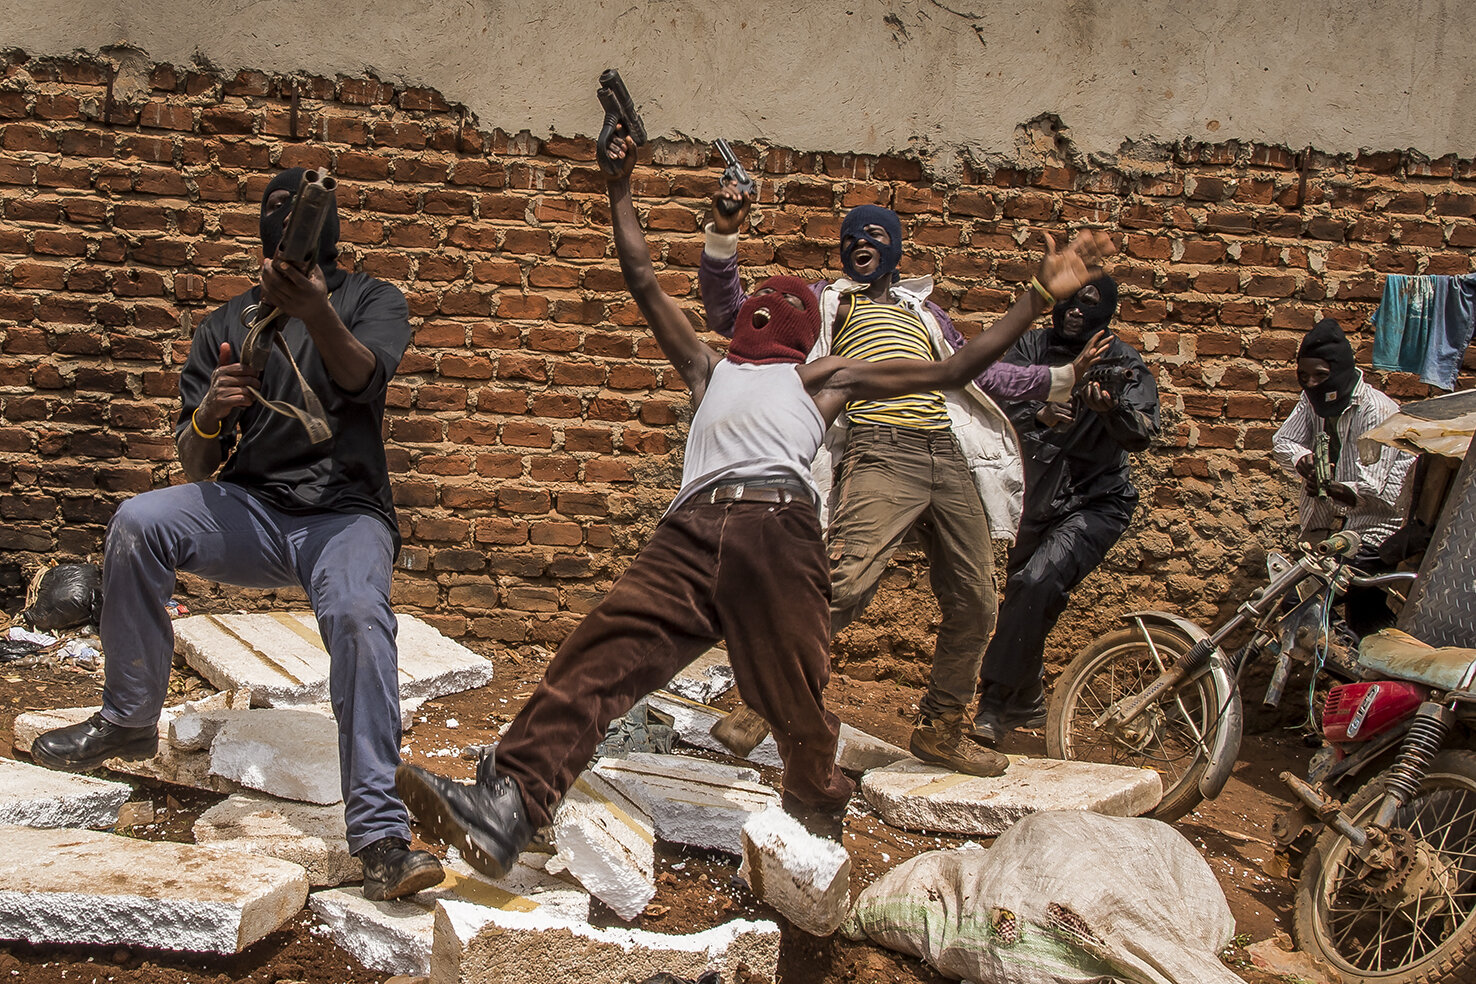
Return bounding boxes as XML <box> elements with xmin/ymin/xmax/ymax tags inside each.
<box><xmin>1322</xmin><ymin>681</ymin><xmax>1427</xmax><ymax>742</ymax></box>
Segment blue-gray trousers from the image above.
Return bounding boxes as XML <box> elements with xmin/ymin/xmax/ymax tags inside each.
<box><xmin>98</xmin><ymin>481</ymin><xmax>410</xmax><ymax>852</ymax></box>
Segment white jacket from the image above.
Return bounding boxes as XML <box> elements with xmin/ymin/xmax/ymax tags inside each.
<box><xmin>808</xmin><ymin>275</ymin><xmax>1025</xmax><ymax>542</ymax></box>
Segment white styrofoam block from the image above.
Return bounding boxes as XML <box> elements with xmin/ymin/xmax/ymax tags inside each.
<box><xmin>173</xmin><ymin>612</ymin><xmax>492</xmax><ymax>707</ymax></box>
<box><xmin>739</xmin><ymin>807</ymin><xmax>850</xmax><ymax>937</ymax></box>
<box><xmin>860</xmin><ymin>755</ymin><xmax>1164</xmax><ymax>836</ymax></box>
<box><xmin>0</xmin><ymin>758</ymin><xmax>130</xmax><ymax>830</ymax></box>
<box><xmin>208</xmin><ymin>707</ymin><xmax>342</xmax><ymax>805</ymax></box>
<box><xmin>548</xmin><ymin>772</ymin><xmax>655</xmax><ymax>921</ymax></box>
<box><xmin>14</xmin><ymin>706</ymin><xmax>237</xmax><ymax>794</ymax></box>
<box><xmin>0</xmin><ymin>825</ymin><xmax>307</xmax><ymax>953</ymax></box>
<box><xmin>194</xmin><ymin>792</ymin><xmax>359</xmax><ymax>887</ymax></box>
<box><xmin>592</xmin><ymin>754</ymin><xmax>779</xmax><ymax>855</ymax></box>
<box><xmin>666</xmin><ymin>647</ymin><xmax>736</xmax><ymax>704</ymax></box>
<box><xmin>433</xmin><ymin>903</ymin><xmax>780</xmax><ymax>984</ymax></box>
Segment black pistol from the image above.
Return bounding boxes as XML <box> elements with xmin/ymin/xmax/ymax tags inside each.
<box><xmin>713</xmin><ymin>138</ymin><xmax>757</xmax><ymax>217</ymax></box>
<box><xmin>597</xmin><ymin>69</ymin><xmax>647</xmax><ymax>174</ymax></box>
<box><xmin>241</xmin><ymin>168</ymin><xmax>337</xmax><ymax>372</ymax></box>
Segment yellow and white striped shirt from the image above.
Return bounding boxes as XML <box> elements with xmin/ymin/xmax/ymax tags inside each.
<box><xmin>833</xmin><ymin>294</ymin><xmax>950</xmax><ymax>430</ymax></box>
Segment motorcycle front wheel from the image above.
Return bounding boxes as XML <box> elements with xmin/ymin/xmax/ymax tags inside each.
<box><xmin>1045</xmin><ymin>623</ymin><xmax>1220</xmax><ymax>822</ymax></box>
<box><xmin>1294</xmin><ymin>749</ymin><xmax>1476</xmax><ymax>984</ymax></box>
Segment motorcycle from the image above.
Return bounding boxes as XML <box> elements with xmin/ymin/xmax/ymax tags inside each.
<box><xmin>1047</xmin><ymin>388</ymin><xmax>1476</xmax><ymax>983</ymax></box>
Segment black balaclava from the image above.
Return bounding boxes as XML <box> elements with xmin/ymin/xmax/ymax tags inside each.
<box><xmin>1299</xmin><ymin>318</ymin><xmax>1358</xmax><ymax>418</ymax></box>
<box><xmin>260</xmin><ymin>167</ymin><xmax>344</xmax><ymax>288</ymax></box>
<box><xmin>1047</xmin><ymin>274</ymin><xmax>1119</xmax><ymax>356</ymax></box>
<box><xmin>839</xmin><ymin>205</ymin><xmax>903</xmax><ymax>284</ymax></box>
<box><xmin>727</xmin><ymin>275</ymin><xmax>821</xmax><ymax>365</ymax></box>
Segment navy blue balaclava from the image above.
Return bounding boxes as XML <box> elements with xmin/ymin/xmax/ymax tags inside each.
<box><xmin>839</xmin><ymin>205</ymin><xmax>903</xmax><ymax>284</ymax></box>
<box><xmin>260</xmin><ymin>168</ymin><xmax>342</xmax><ymax>284</ymax></box>
<box><xmin>1299</xmin><ymin>318</ymin><xmax>1358</xmax><ymax>418</ymax></box>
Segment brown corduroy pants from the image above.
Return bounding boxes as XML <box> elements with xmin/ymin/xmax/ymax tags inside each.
<box><xmin>495</xmin><ymin>496</ymin><xmax>855</xmax><ymax>827</ymax></box>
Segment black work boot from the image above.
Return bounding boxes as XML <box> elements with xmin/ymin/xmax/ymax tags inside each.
<box><xmin>357</xmin><ymin>836</ymin><xmax>444</xmax><ymax>901</ymax></box>
<box><xmin>780</xmin><ymin>790</ymin><xmax>848</xmax><ymax>843</ymax></box>
<box><xmin>971</xmin><ymin>705</ymin><xmax>1046</xmax><ymax>746</ymax></box>
<box><xmin>31</xmin><ymin>712</ymin><xmax>159</xmax><ymax>771</ymax></box>
<box><xmin>910</xmin><ymin>712</ymin><xmax>1009</xmax><ymax>777</ymax></box>
<box><xmin>395</xmin><ymin>754</ymin><xmax>534</xmax><ymax>880</ymax></box>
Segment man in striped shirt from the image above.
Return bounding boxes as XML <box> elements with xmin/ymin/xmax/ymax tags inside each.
<box><xmin>1271</xmin><ymin>318</ymin><xmax>1414</xmax><ymax>632</ymax></box>
<box><xmin>700</xmin><ymin>191</ymin><xmax>1104</xmax><ymax>776</ymax></box>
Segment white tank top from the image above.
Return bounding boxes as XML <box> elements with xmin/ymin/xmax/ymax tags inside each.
<box><xmin>669</xmin><ymin>359</ymin><xmax>824</xmax><ymax>512</ymax></box>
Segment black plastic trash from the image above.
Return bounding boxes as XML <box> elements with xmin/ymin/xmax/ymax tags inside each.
<box><xmin>0</xmin><ymin>638</ymin><xmax>42</xmax><ymax>663</ymax></box>
<box><xmin>22</xmin><ymin>563</ymin><xmax>103</xmax><ymax>631</ymax></box>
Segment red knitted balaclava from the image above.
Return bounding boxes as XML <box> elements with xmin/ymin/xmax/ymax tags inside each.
<box><xmin>726</xmin><ymin>276</ymin><xmax>821</xmax><ymax>365</ymax></box>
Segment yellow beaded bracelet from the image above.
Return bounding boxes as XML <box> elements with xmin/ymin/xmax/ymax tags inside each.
<box><xmin>191</xmin><ymin>408</ymin><xmax>223</xmax><ymax>440</ymax></box>
<box><xmin>1028</xmin><ymin>276</ymin><xmax>1056</xmax><ymax>309</ymax></box>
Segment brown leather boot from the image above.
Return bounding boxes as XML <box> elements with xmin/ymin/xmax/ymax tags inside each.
<box><xmin>909</xmin><ymin>713</ymin><xmax>1009</xmax><ymax>777</ymax></box>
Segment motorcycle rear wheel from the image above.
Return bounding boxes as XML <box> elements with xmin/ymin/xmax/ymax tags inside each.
<box><xmin>1294</xmin><ymin>749</ymin><xmax>1476</xmax><ymax>984</ymax></box>
<box><xmin>1045</xmin><ymin>624</ymin><xmax>1219</xmax><ymax>822</ymax></box>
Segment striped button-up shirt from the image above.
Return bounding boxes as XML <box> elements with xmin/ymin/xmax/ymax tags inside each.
<box><xmin>1271</xmin><ymin>373</ymin><xmax>1415</xmax><ymax>543</ymax></box>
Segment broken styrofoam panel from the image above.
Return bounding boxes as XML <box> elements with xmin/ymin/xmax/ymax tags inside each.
<box><xmin>194</xmin><ymin>792</ymin><xmax>359</xmax><ymax>888</ymax></box>
<box><xmin>433</xmin><ymin>903</ymin><xmax>780</xmax><ymax>984</ymax></box>
<box><xmin>168</xmin><ymin>688</ymin><xmax>278</xmax><ymax>751</ymax></box>
<box><xmin>0</xmin><ymin>758</ymin><xmax>130</xmax><ymax>830</ymax></box>
<box><xmin>309</xmin><ymin>856</ymin><xmax>590</xmax><ymax>978</ymax></box>
<box><xmin>173</xmin><ymin>612</ymin><xmax>493</xmax><ymax>707</ymax></box>
<box><xmin>738</xmin><ymin>807</ymin><xmax>850</xmax><ymax>937</ymax></box>
<box><xmin>835</xmin><ymin>724</ymin><xmax>909</xmax><ymax>773</ymax></box>
<box><xmin>547</xmin><ymin>771</ymin><xmax>656</xmax><ymax>921</ymax></box>
<box><xmin>12</xmin><ymin>706</ymin><xmax>239</xmax><ymax>795</ymax></box>
<box><xmin>860</xmin><ymin>755</ymin><xmax>1164</xmax><ymax>836</ymax></box>
<box><xmin>665</xmin><ymin>646</ymin><xmax>735</xmax><ymax>704</ymax></box>
<box><xmin>641</xmin><ymin>692</ymin><xmax>782</xmax><ymax>769</ymax></box>
<box><xmin>591</xmin><ymin>754</ymin><xmax>780</xmax><ymax>856</ymax></box>
<box><xmin>621</xmin><ymin>752</ymin><xmax>759</xmax><ymax>784</ymax></box>
<box><xmin>208</xmin><ymin>706</ymin><xmax>343</xmax><ymax>805</ymax></box>
<box><xmin>0</xmin><ymin>824</ymin><xmax>308</xmax><ymax>953</ymax></box>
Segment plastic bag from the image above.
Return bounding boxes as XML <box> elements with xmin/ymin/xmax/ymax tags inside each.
<box><xmin>22</xmin><ymin>564</ymin><xmax>102</xmax><ymax>631</ymax></box>
<box><xmin>843</xmin><ymin>810</ymin><xmax>1241</xmax><ymax>984</ymax></box>
<box><xmin>595</xmin><ymin>704</ymin><xmax>676</xmax><ymax>758</ymax></box>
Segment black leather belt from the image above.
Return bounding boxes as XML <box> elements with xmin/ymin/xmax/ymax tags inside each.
<box><xmin>699</xmin><ymin>478</ymin><xmax>814</xmax><ymax>505</ymax></box>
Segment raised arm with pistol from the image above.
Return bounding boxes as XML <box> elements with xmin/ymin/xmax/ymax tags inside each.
<box><xmin>713</xmin><ymin>139</ymin><xmax>757</xmax><ymax>218</ymax></box>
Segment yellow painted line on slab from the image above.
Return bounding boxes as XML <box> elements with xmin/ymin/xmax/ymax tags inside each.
<box><xmin>440</xmin><ymin>868</ymin><xmax>540</xmax><ymax>912</ymax></box>
<box><xmin>572</xmin><ymin>777</ymin><xmax>655</xmax><ymax>847</ymax></box>
<box><xmin>209</xmin><ymin>615</ymin><xmax>306</xmax><ymax>686</ymax></box>
<box><xmin>906</xmin><ymin>772</ymin><xmax>981</xmax><ymax>797</ymax></box>
<box><xmin>272</xmin><ymin>612</ymin><xmax>329</xmax><ymax>653</ymax></box>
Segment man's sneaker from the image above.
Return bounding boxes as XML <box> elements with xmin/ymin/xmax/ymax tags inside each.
<box><xmin>970</xmin><ymin>706</ymin><xmax>1047</xmax><ymax>747</ymax></box>
<box><xmin>779</xmin><ymin>790</ymin><xmax>848</xmax><ymax>842</ymax></box>
<box><xmin>31</xmin><ymin>712</ymin><xmax>159</xmax><ymax>771</ymax></box>
<box><xmin>357</xmin><ymin>836</ymin><xmax>444</xmax><ymax>901</ymax></box>
<box><xmin>910</xmin><ymin>713</ymin><xmax>1008</xmax><ymax>777</ymax></box>
<box><xmin>395</xmin><ymin>755</ymin><xmax>534</xmax><ymax>880</ymax></box>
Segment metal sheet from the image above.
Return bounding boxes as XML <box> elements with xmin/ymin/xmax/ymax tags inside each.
<box><xmin>1399</xmin><ymin>432</ymin><xmax>1476</xmax><ymax>648</ymax></box>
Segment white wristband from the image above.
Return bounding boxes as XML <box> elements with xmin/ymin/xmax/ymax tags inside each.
<box><xmin>703</xmin><ymin>224</ymin><xmax>739</xmax><ymax>260</ymax></box>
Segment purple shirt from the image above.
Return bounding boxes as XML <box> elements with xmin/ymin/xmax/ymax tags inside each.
<box><xmin>697</xmin><ymin>249</ymin><xmax>1053</xmax><ymax>402</ymax></box>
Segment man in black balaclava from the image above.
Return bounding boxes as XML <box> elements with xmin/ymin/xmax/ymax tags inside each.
<box><xmin>973</xmin><ymin>275</ymin><xmax>1161</xmax><ymax>745</ymax></box>
<box><xmin>697</xmin><ymin>181</ymin><xmax>1105</xmax><ymax>777</ymax></box>
<box><xmin>32</xmin><ymin>169</ymin><xmax>444</xmax><ymax>901</ymax></box>
<box><xmin>1272</xmin><ymin>319</ymin><xmax>1413</xmax><ymax>633</ymax></box>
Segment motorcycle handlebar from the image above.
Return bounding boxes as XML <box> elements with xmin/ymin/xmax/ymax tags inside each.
<box><xmin>1347</xmin><ymin>571</ymin><xmax>1417</xmax><ymax>589</ymax></box>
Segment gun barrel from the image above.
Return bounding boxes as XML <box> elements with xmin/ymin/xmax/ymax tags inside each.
<box><xmin>597</xmin><ymin>69</ymin><xmax>647</xmax><ymax>145</ymax></box>
<box><xmin>715</xmin><ymin>138</ymin><xmax>740</xmax><ymax>168</ymax></box>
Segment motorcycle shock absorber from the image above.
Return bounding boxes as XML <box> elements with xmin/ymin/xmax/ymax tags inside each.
<box><xmin>1374</xmin><ymin>701</ymin><xmax>1456</xmax><ymax>827</ymax></box>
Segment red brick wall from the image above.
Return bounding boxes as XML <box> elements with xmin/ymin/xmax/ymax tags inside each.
<box><xmin>1</xmin><ymin>53</ymin><xmax>1472</xmax><ymax>673</ymax></box>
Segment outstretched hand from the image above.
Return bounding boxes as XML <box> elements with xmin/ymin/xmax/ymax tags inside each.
<box><xmin>1037</xmin><ymin>229</ymin><xmax>1117</xmax><ymax>305</ymax></box>
<box><xmin>599</xmin><ymin>131</ymin><xmax>638</xmax><ymax>181</ymax></box>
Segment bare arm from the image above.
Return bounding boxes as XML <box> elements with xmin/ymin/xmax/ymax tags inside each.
<box><xmin>604</xmin><ymin>135</ymin><xmax>719</xmax><ymax>400</ymax></box>
<box><xmin>175</xmin><ymin>341</ymin><xmax>259</xmax><ymax>481</ymax></box>
<box><xmin>801</xmin><ymin>229</ymin><xmax>1118</xmax><ymax>424</ymax></box>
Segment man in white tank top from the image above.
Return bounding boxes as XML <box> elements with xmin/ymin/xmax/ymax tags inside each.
<box><xmin>395</xmin><ymin>131</ymin><xmax>1116</xmax><ymax>881</ymax></box>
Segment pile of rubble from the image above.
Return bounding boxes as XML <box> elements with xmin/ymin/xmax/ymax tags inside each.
<box><xmin>0</xmin><ymin>612</ymin><xmax>1165</xmax><ymax>983</ymax></box>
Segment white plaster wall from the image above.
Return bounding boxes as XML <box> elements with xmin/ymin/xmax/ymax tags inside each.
<box><xmin>3</xmin><ymin>0</ymin><xmax>1473</xmax><ymax>164</ymax></box>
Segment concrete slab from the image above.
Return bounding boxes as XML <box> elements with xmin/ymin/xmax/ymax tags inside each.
<box><xmin>642</xmin><ymin>692</ymin><xmax>782</xmax><ymax>769</ymax></box>
<box><xmin>174</xmin><ymin>612</ymin><xmax>493</xmax><ymax>707</ymax></box>
<box><xmin>546</xmin><ymin>771</ymin><xmax>655</xmax><ymax>921</ymax></box>
<box><xmin>208</xmin><ymin>707</ymin><xmax>342</xmax><ymax>805</ymax></box>
<box><xmin>591</xmin><ymin>754</ymin><xmax>780</xmax><ymax>856</ymax></box>
<box><xmin>0</xmin><ymin>757</ymin><xmax>130</xmax><ymax>829</ymax></box>
<box><xmin>739</xmin><ymin>807</ymin><xmax>850</xmax><ymax>937</ymax></box>
<box><xmin>859</xmin><ymin>755</ymin><xmax>1164</xmax><ymax>836</ymax></box>
<box><xmin>194</xmin><ymin>792</ymin><xmax>358</xmax><ymax>888</ymax></box>
<box><xmin>432</xmin><ymin>904</ymin><xmax>780</xmax><ymax>984</ymax></box>
<box><xmin>0</xmin><ymin>825</ymin><xmax>308</xmax><ymax>953</ymax></box>
<box><xmin>309</xmin><ymin>856</ymin><xmax>589</xmax><ymax>977</ymax></box>
<box><xmin>665</xmin><ymin>646</ymin><xmax>735</xmax><ymax>704</ymax></box>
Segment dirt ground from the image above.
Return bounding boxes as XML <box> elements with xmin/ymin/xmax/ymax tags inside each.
<box><xmin>0</xmin><ymin>619</ymin><xmax>1297</xmax><ymax>984</ymax></box>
